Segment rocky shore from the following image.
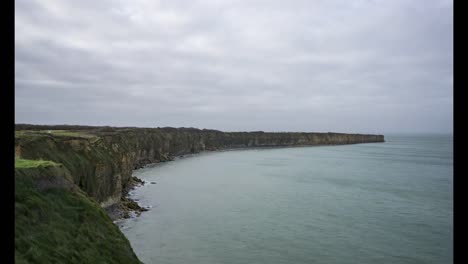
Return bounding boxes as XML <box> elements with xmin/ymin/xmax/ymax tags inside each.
<box><xmin>106</xmin><ymin>176</ymin><xmax>149</xmax><ymax>220</ymax></box>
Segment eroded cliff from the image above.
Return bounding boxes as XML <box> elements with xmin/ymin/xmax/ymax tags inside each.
<box><xmin>15</xmin><ymin>125</ymin><xmax>384</xmax><ymax>207</ymax></box>
<box><xmin>15</xmin><ymin>159</ymin><xmax>142</xmax><ymax>263</ymax></box>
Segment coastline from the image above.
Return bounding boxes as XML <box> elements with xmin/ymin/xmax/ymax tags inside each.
<box><xmin>111</xmin><ymin>141</ymin><xmax>386</xmax><ymax>221</ymax></box>
<box><xmin>116</xmin><ymin>135</ymin><xmax>452</xmax><ymax>264</ymax></box>
<box><xmin>15</xmin><ymin>125</ymin><xmax>384</xmax><ymax>223</ymax></box>
<box><xmin>107</xmin><ymin>176</ymin><xmax>149</xmax><ymax>221</ymax></box>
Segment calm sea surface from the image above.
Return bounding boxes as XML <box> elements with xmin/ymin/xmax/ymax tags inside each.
<box><xmin>118</xmin><ymin>135</ymin><xmax>453</xmax><ymax>264</ymax></box>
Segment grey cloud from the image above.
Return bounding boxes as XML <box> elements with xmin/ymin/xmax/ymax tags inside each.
<box><xmin>15</xmin><ymin>0</ymin><xmax>453</xmax><ymax>133</ymax></box>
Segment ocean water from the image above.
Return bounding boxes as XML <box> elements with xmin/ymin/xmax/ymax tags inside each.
<box><xmin>118</xmin><ymin>135</ymin><xmax>453</xmax><ymax>264</ymax></box>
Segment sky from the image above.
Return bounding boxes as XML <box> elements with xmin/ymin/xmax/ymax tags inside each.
<box><xmin>15</xmin><ymin>0</ymin><xmax>453</xmax><ymax>134</ymax></box>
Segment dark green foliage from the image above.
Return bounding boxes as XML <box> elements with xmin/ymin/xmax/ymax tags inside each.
<box><xmin>15</xmin><ymin>133</ymin><xmax>121</xmax><ymax>202</ymax></box>
<box><xmin>15</xmin><ymin>167</ymin><xmax>142</xmax><ymax>264</ymax></box>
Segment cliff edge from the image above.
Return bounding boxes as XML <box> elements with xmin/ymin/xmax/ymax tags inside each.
<box><xmin>15</xmin><ymin>125</ymin><xmax>384</xmax><ymax>208</ymax></box>
<box><xmin>14</xmin><ymin>125</ymin><xmax>384</xmax><ymax>263</ymax></box>
<box><xmin>15</xmin><ymin>159</ymin><xmax>142</xmax><ymax>263</ymax></box>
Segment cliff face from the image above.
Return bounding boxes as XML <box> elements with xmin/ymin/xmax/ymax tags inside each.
<box><xmin>15</xmin><ymin>161</ymin><xmax>142</xmax><ymax>263</ymax></box>
<box><xmin>15</xmin><ymin>125</ymin><xmax>384</xmax><ymax>207</ymax></box>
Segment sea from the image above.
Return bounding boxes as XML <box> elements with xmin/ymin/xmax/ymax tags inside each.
<box><xmin>117</xmin><ymin>134</ymin><xmax>453</xmax><ymax>264</ymax></box>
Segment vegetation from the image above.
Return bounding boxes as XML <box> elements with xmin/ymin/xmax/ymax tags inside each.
<box><xmin>15</xmin><ymin>130</ymin><xmax>97</xmax><ymax>139</ymax></box>
<box><xmin>14</xmin><ymin>133</ymin><xmax>118</xmax><ymax>202</ymax></box>
<box><xmin>15</xmin><ymin>164</ymin><xmax>142</xmax><ymax>264</ymax></box>
<box><xmin>15</xmin><ymin>158</ymin><xmax>59</xmax><ymax>169</ymax></box>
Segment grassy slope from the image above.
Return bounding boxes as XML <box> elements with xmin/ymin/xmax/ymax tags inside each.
<box><xmin>15</xmin><ymin>130</ymin><xmax>97</xmax><ymax>139</ymax></box>
<box><xmin>15</xmin><ymin>159</ymin><xmax>59</xmax><ymax>169</ymax></box>
<box><xmin>15</xmin><ymin>132</ymin><xmax>121</xmax><ymax>202</ymax></box>
<box><xmin>15</xmin><ymin>160</ymin><xmax>142</xmax><ymax>264</ymax></box>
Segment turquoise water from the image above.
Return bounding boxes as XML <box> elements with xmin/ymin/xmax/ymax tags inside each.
<box><xmin>118</xmin><ymin>135</ymin><xmax>453</xmax><ymax>264</ymax></box>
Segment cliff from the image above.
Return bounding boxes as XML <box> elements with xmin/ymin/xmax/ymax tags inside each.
<box><xmin>15</xmin><ymin>125</ymin><xmax>384</xmax><ymax>207</ymax></box>
<box><xmin>15</xmin><ymin>159</ymin><xmax>142</xmax><ymax>264</ymax></box>
<box><xmin>15</xmin><ymin>125</ymin><xmax>384</xmax><ymax>263</ymax></box>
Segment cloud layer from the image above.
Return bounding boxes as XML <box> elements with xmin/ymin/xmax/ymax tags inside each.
<box><xmin>15</xmin><ymin>0</ymin><xmax>453</xmax><ymax>133</ymax></box>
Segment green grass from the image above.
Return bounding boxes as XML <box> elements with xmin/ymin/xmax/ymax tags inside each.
<box><xmin>15</xmin><ymin>159</ymin><xmax>59</xmax><ymax>169</ymax></box>
<box><xmin>15</xmin><ymin>133</ymin><xmax>117</xmax><ymax>202</ymax></box>
<box><xmin>15</xmin><ymin>167</ymin><xmax>142</xmax><ymax>264</ymax></box>
<box><xmin>15</xmin><ymin>130</ymin><xmax>97</xmax><ymax>139</ymax></box>
<box><xmin>44</xmin><ymin>130</ymin><xmax>96</xmax><ymax>138</ymax></box>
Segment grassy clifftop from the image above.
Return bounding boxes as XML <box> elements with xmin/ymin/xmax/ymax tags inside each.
<box><xmin>15</xmin><ymin>159</ymin><xmax>142</xmax><ymax>264</ymax></box>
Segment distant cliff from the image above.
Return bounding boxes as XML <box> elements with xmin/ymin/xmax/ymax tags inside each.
<box><xmin>15</xmin><ymin>125</ymin><xmax>384</xmax><ymax>207</ymax></box>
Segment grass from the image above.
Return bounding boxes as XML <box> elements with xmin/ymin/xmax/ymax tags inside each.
<box><xmin>15</xmin><ymin>166</ymin><xmax>142</xmax><ymax>264</ymax></box>
<box><xmin>15</xmin><ymin>130</ymin><xmax>97</xmax><ymax>139</ymax></box>
<box><xmin>15</xmin><ymin>159</ymin><xmax>60</xmax><ymax>169</ymax></box>
<box><xmin>15</xmin><ymin>133</ymin><xmax>118</xmax><ymax>202</ymax></box>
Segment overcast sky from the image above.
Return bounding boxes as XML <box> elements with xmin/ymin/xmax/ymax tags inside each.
<box><xmin>15</xmin><ymin>0</ymin><xmax>452</xmax><ymax>134</ymax></box>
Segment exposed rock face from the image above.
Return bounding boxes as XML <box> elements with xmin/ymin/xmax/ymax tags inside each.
<box><xmin>15</xmin><ymin>125</ymin><xmax>384</xmax><ymax>207</ymax></box>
